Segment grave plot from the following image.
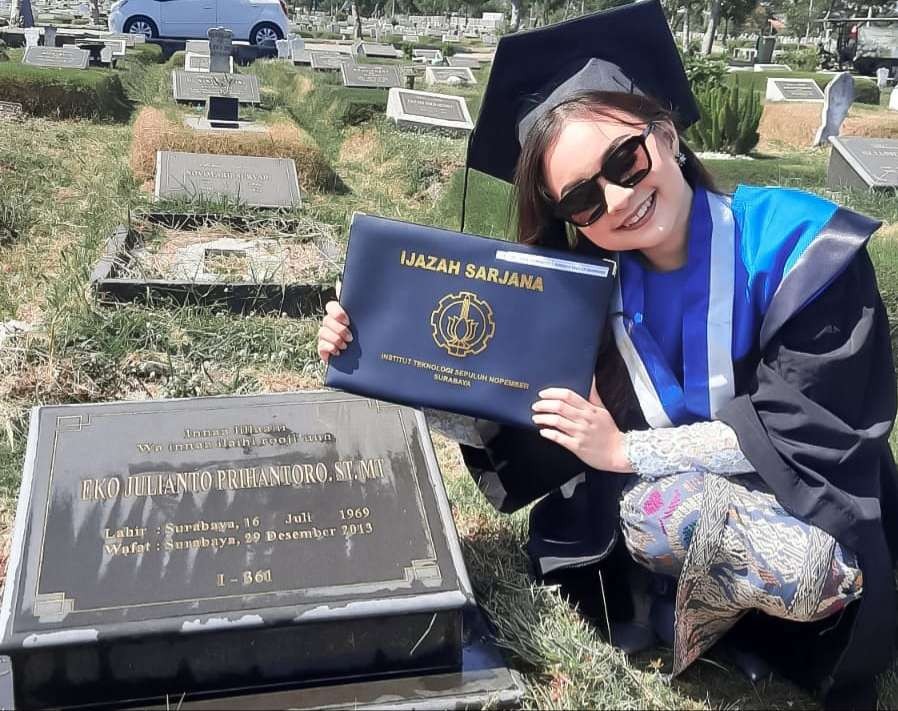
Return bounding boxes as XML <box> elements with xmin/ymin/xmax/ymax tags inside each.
<box><xmin>0</xmin><ymin>56</ymin><xmax>130</xmax><ymax>120</ymax></box>
<box><xmin>91</xmin><ymin>212</ymin><xmax>340</xmax><ymax>316</ymax></box>
<box><xmin>387</xmin><ymin>87</ymin><xmax>473</xmax><ymax>135</ymax></box>
<box><xmin>129</xmin><ymin>107</ymin><xmax>342</xmax><ymax>195</ymax></box>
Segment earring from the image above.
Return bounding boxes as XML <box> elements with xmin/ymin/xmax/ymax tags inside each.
<box><xmin>675</xmin><ymin>151</ymin><xmax>686</xmax><ymax>167</ymax></box>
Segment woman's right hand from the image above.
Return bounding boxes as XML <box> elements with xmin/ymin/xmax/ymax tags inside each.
<box><xmin>317</xmin><ymin>301</ymin><xmax>352</xmax><ymax>364</ymax></box>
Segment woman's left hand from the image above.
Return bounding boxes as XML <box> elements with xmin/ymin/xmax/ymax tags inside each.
<box><xmin>531</xmin><ymin>380</ymin><xmax>634</xmax><ymax>474</ymax></box>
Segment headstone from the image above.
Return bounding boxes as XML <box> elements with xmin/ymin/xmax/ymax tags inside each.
<box><xmin>206</xmin><ymin>95</ymin><xmax>239</xmax><ymax>125</ymax></box>
<box><xmin>357</xmin><ymin>41</ymin><xmax>400</xmax><ymax>58</ymax></box>
<box><xmin>155</xmin><ymin>151</ymin><xmax>301</xmax><ymax>208</ymax></box>
<box><xmin>424</xmin><ymin>66</ymin><xmax>476</xmax><ymax>86</ymax></box>
<box><xmin>756</xmin><ymin>35</ymin><xmax>776</xmax><ymax>63</ymax></box>
<box><xmin>827</xmin><ymin>136</ymin><xmax>898</xmax><ymax>190</ymax></box>
<box><xmin>99</xmin><ymin>45</ymin><xmax>114</xmax><ymax>65</ymax></box>
<box><xmin>387</xmin><ymin>88</ymin><xmax>474</xmax><ymax>134</ymax></box>
<box><xmin>22</xmin><ymin>27</ymin><xmax>40</xmax><ymax>48</ymax></box>
<box><xmin>0</xmin><ymin>101</ymin><xmax>24</xmax><ymax>122</ymax></box>
<box><xmin>340</xmin><ymin>63</ymin><xmax>402</xmax><ymax>89</ymax></box>
<box><xmin>0</xmin><ymin>392</ymin><xmax>473</xmax><ymax>708</ymax></box>
<box><xmin>309</xmin><ymin>50</ymin><xmax>353</xmax><ymax>71</ymax></box>
<box><xmin>812</xmin><ymin>72</ymin><xmax>854</xmax><ymax>147</ymax></box>
<box><xmin>185</xmin><ymin>39</ymin><xmax>210</xmax><ymax>55</ymax></box>
<box><xmin>764</xmin><ymin>78</ymin><xmax>824</xmax><ymax>102</ymax></box>
<box><xmin>172</xmin><ymin>70</ymin><xmax>261</xmax><ymax>104</ymax></box>
<box><xmin>412</xmin><ymin>48</ymin><xmax>442</xmax><ymax>63</ymax></box>
<box><xmin>446</xmin><ymin>55</ymin><xmax>479</xmax><ymax>68</ymax></box>
<box><xmin>482</xmin><ymin>33</ymin><xmax>497</xmax><ymax>45</ymax></box>
<box><xmin>184</xmin><ymin>53</ymin><xmax>232</xmax><ymax>73</ymax></box>
<box><xmin>42</xmin><ymin>24</ymin><xmax>56</xmax><ymax>47</ymax></box>
<box><xmin>890</xmin><ymin>88</ymin><xmax>898</xmax><ymax>112</ymax></box>
<box><xmin>402</xmin><ymin>33</ymin><xmax>419</xmax><ymax>42</ymax></box>
<box><xmin>207</xmin><ymin>27</ymin><xmax>233</xmax><ymax>74</ymax></box>
<box><xmin>275</xmin><ymin>38</ymin><xmax>290</xmax><ymax>58</ymax></box>
<box><xmin>289</xmin><ymin>36</ymin><xmax>309</xmax><ymax>63</ymax></box>
<box><xmin>753</xmin><ymin>62</ymin><xmax>792</xmax><ymax>72</ymax></box>
<box><xmin>104</xmin><ymin>39</ymin><xmax>127</xmax><ymax>57</ymax></box>
<box><xmin>185</xmin><ymin>52</ymin><xmax>211</xmax><ymax>72</ymax></box>
<box><xmin>22</xmin><ymin>45</ymin><xmax>90</xmax><ymax>69</ymax></box>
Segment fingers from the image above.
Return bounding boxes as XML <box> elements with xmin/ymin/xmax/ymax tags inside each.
<box><xmin>318</xmin><ymin>301</ymin><xmax>352</xmax><ymax>364</ymax></box>
<box><xmin>537</xmin><ymin>387</ymin><xmax>589</xmax><ymax>409</ymax></box>
<box><xmin>531</xmin><ymin>398</ymin><xmax>583</xmax><ymax>421</ymax></box>
<box><xmin>532</xmin><ymin>410</ymin><xmax>586</xmax><ymax>437</ymax></box>
<box><xmin>325</xmin><ymin>300</ymin><xmax>349</xmax><ymax>325</ymax></box>
<box><xmin>537</xmin><ymin>427</ymin><xmax>578</xmax><ymax>451</ymax></box>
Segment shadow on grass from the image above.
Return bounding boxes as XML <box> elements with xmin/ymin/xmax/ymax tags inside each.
<box><xmin>458</xmin><ymin>515</ymin><xmax>817</xmax><ymax>709</ymax></box>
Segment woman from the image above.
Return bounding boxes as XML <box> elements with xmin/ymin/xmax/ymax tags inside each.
<box><xmin>319</xmin><ymin>3</ymin><xmax>898</xmax><ymax>706</ymax></box>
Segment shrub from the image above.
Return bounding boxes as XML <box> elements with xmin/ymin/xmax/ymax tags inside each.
<box><xmin>0</xmin><ymin>63</ymin><xmax>131</xmax><ymax>120</ymax></box>
<box><xmin>685</xmin><ymin>80</ymin><xmax>762</xmax><ymax>154</ymax></box>
<box><xmin>777</xmin><ymin>47</ymin><xmax>818</xmax><ymax>72</ymax></box>
<box><xmin>680</xmin><ymin>50</ymin><xmax>728</xmax><ymax>91</ymax></box>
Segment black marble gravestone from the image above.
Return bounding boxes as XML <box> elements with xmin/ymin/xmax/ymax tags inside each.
<box><xmin>0</xmin><ymin>392</ymin><xmax>476</xmax><ymax>708</ymax></box>
<box><xmin>205</xmin><ymin>96</ymin><xmax>240</xmax><ymax>128</ymax></box>
<box><xmin>827</xmin><ymin>136</ymin><xmax>898</xmax><ymax>190</ymax></box>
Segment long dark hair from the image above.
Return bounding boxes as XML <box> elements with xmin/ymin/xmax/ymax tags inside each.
<box><xmin>511</xmin><ymin>90</ymin><xmax>718</xmax><ymax>430</ymax></box>
<box><xmin>514</xmin><ymin>90</ymin><xmax>717</xmax><ymax>254</ymax></box>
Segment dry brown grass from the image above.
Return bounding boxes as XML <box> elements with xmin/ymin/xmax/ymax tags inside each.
<box><xmin>293</xmin><ymin>73</ymin><xmax>314</xmax><ymax>98</ymax></box>
<box><xmin>253</xmin><ymin>370</ymin><xmax>321</xmax><ymax>392</ymax></box>
<box><xmin>759</xmin><ymin>102</ymin><xmax>898</xmax><ymax>150</ymax></box>
<box><xmin>338</xmin><ymin>127</ymin><xmax>381</xmax><ymax>164</ymax></box>
<box><xmin>129</xmin><ymin>107</ymin><xmax>340</xmax><ymax>193</ymax></box>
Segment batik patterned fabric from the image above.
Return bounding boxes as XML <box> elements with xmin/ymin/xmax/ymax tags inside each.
<box><xmin>620</xmin><ymin>470</ymin><xmax>863</xmax><ymax>674</ymax></box>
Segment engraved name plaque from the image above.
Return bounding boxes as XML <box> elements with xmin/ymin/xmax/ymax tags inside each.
<box><xmin>0</xmin><ymin>392</ymin><xmax>472</xmax><ymax>708</ymax></box>
<box><xmin>171</xmin><ymin>69</ymin><xmax>261</xmax><ymax>104</ymax></box>
<box><xmin>154</xmin><ymin>151</ymin><xmax>301</xmax><ymax>208</ymax></box>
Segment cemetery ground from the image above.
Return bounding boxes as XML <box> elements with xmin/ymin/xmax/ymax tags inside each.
<box><xmin>1</xmin><ymin>50</ymin><xmax>898</xmax><ymax>708</ymax></box>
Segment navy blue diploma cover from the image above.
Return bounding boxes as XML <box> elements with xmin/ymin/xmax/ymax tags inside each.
<box><xmin>325</xmin><ymin>214</ymin><xmax>617</xmax><ymax>429</ymax></box>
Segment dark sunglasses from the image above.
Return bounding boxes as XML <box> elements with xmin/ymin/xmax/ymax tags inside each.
<box><xmin>547</xmin><ymin>123</ymin><xmax>655</xmax><ymax>228</ymax></box>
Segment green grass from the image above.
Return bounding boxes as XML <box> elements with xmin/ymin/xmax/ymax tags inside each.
<box><xmin>2</xmin><ymin>45</ymin><xmax>898</xmax><ymax>711</ymax></box>
<box><xmin>727</xmin><ymin>70</ymin><xmax>881</xmax><ymax>105</ymax></box>
<box><xmin>0</xmin><ymin>61</ymin><xmax>131</xmax><ymax>120</ymax></box>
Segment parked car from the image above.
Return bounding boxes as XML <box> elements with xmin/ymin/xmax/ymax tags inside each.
<box><xmin>108</xmin><ymin>0</ymin><xmax>289</xmax><ymax>44</ymax></box>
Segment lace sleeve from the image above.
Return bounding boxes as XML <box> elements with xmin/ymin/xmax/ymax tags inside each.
<box><xmin>422</xmin><ymin>409</ymin><xmax>485</xmax><ymax>448</ymax></box>
<box><xmin>623</xmin><ymin>421</ymin><xmax>754</xmax><ymax>480</ymax></box>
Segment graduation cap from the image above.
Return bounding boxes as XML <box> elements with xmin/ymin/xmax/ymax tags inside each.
<box><xmin>468</xmin><ymin>0</ymin><xmax>699</xmax><ymax>186</ymax></box>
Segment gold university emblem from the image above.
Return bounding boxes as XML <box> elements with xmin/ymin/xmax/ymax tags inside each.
<box><xmin>431</xmin><ymin>291</ymin><xmax>495</xmax><ymax>358</ymax></box>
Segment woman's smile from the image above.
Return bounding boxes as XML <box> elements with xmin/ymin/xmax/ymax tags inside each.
<box><xmin>617</xmin><ymin>190</ymin><xmax>656</xmax><ymax>231</ymax></box>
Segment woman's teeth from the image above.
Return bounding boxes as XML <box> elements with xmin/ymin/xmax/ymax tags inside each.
<box><xmin>623</xmin><ymin>192</ymin><xmax>655</xmax><ymax>228</ymax></box>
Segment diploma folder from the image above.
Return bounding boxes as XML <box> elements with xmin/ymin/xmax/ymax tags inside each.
<box><xmin>325</xmin><ymin>214</ymin><xmax>617</xmax><ymax>429</ymax></box>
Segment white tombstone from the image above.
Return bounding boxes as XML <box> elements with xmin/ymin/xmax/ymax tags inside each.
<box><xmin>207</xmin><ymin>27</ymin><xmax>233</xmax><ymax>74</ymax></box>
<box><xmin>276</xmin><ymin>39</ymin><xmax>290</xmax><ymax>58</ymax></box>
<box><xmin>23</xmin><ymin>27</ymin><xmax>40</xmax><ymax>47</ymax></box>
<box><xmin>43</xmin><ymin>24</ymin><xmax>56</xmax><ymax>47</ymax></box>
<box><xmin>185</xmin><ymin>39</ymin><xmax>210</xmax><ymax>55</ymax></box>
<box><xmin>765</xmin><ymin>78</ymin><xmax>824</xmax><ymax>102</ymax></box>
<box><xmin>812</xmin><ymin>72</ymin><xmax>854</xmax><ymax>147</ymax></box>
<box><xmin>754</xmin><ymin>63</ymin><xmax>792</xmax><ymax>72</ymax></box>
<box><xmin>877</xmin><ymin>67</ymin><xmax>890</xmax><ymax>89</ymax></box>
<box><xmin>889</xmin><ymin>88</ymin><xmax>898</xmax><ymax>112</ymax></box>
<box><xmin>290</xmin><ymin>37</ymin><xmax>310</xmax><ymax>64</ymax></box>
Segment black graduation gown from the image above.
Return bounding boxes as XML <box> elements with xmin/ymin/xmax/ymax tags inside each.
<box><xmin>459</xmin><ymin>207</ymin><xmax>898</xmax><ymax>703</ymax></box>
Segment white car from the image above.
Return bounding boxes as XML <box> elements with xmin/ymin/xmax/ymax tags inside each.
<box><xmin>108</xmin><ymin>0</ymin><xmax>289</xmax><ymax>44</ymax></box>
